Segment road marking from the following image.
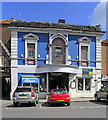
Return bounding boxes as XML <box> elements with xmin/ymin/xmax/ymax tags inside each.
<box><xmin>80</xmin><ymin>105</ymin><xmax>106</xmax><ymax>109</ymax></box>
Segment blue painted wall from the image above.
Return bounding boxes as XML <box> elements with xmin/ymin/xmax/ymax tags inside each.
<box><xmin>68</xmin><ymin>35</ymin><xmax>96</xmax><ymax>67</ymax></box>
<box><xmin>18</xmin><ymin>32</ymin><xmax>96</xmax><ymax>67</ymax></box>
<box><xmin>18</xmin><ymin>32</ymin><xmax>49</xmax><ymax>65</ymax></box>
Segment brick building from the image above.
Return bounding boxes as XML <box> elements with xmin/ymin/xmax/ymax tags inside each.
<box><xmin>101</xmin><ymin>38</ymin><xmax>108</xmax><ymax>85</ymax></box>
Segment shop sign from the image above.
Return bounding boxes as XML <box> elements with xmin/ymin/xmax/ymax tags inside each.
<box><xmin>22</xmin><ymin>77</ymin><xmax>39</xmax><ymax>83</ymax></box>
<box><xmin>28</xmin><ymin>60</ymin><xmax>34</xmax><ymax>65</ymax></box>
<box><xmin>82</xmin><ymin>69</ymin><xmax>93</xmax><ymax>77</ymax></box>
<box><xmin>81</xmin><ymin>62</ymin><xmax>87</xmax><ymax>66</ymax></box>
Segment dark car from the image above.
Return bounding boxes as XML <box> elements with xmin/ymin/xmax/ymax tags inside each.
<box><xmin>95</xmin><ymin>85</ymin><xmax>108</xmax><ymax>101</ymax></box>
<box><xmin>47</xmin><ymin>89</ymin><xmax>70</xmax><ymax>106</ymax></box>
<box><xmin>13</xmin><ymin>86</ymin><xmax>39</xmax><ymax>107</ymax></box>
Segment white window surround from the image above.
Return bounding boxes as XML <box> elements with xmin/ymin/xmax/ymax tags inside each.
<box><xmin>77</xmin><ymin>37</ymin><xmax>91</xmax><ymax>67</ymax></box>
<box><xmin>23</xmin><ymin>33</ymin><xmax>39</xmax><ymax>65</ymax></box>
<box><xmin>49</xmin><ymin>33</ymin><xmax>69</xmax><ymax>65</ymax></box>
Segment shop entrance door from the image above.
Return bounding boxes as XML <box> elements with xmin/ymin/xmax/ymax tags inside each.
<box><xmin>49</xmin><ymin>73</ymin><xmax>69</xmax><ymax>91</ymax></box>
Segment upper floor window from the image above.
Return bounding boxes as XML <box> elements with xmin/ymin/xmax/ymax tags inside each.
<box><xmin>81</xmin><ymin>46</ymin><xmax>88</xmax><ymax>60</ymax></box>
<box><xmin>27</xmin><ymin>43</ymin><xmax>35</xmax><ymax>58</ymax></box>
<box><xmin>0</xmin><ymin>56</ymin><xmax>4</xmax><ymax>66</ymax></box>
<box><xmin>23</xmin><ymin>33</ymin><xmax>39</xmax><ymax>65</ymax></box>
<box><xmin>78</xmin><ymin>37</ymin><xmax>91</xmax><ymax>67</ymax></box>
<box><xmin>52</xmin><ymin>38</ymin><xmax>66</xmax><ymax>64</ymax></box>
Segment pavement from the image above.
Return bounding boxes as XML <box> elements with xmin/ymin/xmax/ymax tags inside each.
<box><xmin>1</xmin><ymin>97</ymin><xmax>95</xmax><ymax>104</ymax></box>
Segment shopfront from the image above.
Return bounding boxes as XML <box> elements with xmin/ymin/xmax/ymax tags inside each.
<box><xmin>21</xmin><ymin>76</ymin><xmax>39</xmax><ymax>91</ymax></box>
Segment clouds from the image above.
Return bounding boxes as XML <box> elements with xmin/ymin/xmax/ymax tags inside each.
<box><xmin>91</xmin><ymin>2</ymin><xmax>106</xmax><ymax>31</ymax></box>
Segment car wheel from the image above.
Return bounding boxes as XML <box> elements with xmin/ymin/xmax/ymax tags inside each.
<box><xmin>49</xmin><ymin>103</ymin><xmax>52</xmax><ymax>106</ymax></box>
<box><xmin>13</xmin><ymin>102</ymin><xmax>18</xmax><ymax>107</ymax></box>
<box><xmin>67</xmin><ymin>102</ymin><xmax>70</xmax><ymax>106</ymax></box>
<box><xmin>95</xmin><ymin>95</ymin><xmax>100</xmax><ymax>101</ymax></box>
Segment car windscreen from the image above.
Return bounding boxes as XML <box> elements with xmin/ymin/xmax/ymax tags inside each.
<box><xmin>52</xmin><ymin>90</ymin><xmax>68</xmax><ymax>94</ymax></box>
<box><xmin>15</xmin><ymin>88</ymin><xmax>31</xmax><ymax>92</ymax></box>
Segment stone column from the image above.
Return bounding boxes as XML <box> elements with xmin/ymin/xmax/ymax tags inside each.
<box><xmin>10</xmin><ymin>30</ymin><xmax>18</xmax><ymax>100</ymax></box>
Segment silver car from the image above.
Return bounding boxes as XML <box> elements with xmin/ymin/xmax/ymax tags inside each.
<box><xmin>95</xmin><ymin>85</ymin><xmax>108</xmax><ymax>101</ymax></box>
<box><xmin>13</xmin><ymin>86</ymin><xmax>39</xmax><ymax>107</ymax></box>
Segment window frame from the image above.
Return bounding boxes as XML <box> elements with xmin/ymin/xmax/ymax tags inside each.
<box><xmin>78</xmin><ymin>37</ymin><xmax>91</xmax><ymax>67</ymax></box>
<box><xmin>23</xmin><ymin>33</ymin><xmax>39</xmax><ymax>65</ymax></box>
<box><xmin>77</xmin><ymin>78</ymin><xmax>92</xmax><ymax>92</ymax></box>
<box><xmin>27</xmin><ymin>43</ymin><xmax>35</xmax><ymax>58</ymax></box>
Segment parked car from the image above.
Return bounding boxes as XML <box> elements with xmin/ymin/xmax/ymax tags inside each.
<box><xmin>47</xmin><ymin>89</ymin><xmax>70</xmax><ymax>106</ymax></box>
<box><xmin>13</xmin><ymin>86</ymin><xmax>39</xmax><ymax>107</ymax></box>
<box><xmin>95</xmin><ymin>85</ymin><xmax>108</xmax><ymax>101</ymax></box>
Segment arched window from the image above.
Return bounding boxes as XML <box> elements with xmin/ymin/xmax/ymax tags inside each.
<box><xmin>52</xmin><ymin>38</ymin><xmax>66</xmax><ymax>64</ymax></box>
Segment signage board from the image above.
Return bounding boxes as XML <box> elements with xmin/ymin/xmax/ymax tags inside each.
<box><xmin>82</xmin><ymin>69</ymin><xmax>93</xmax><ymax>77</ymax></box>
<box><xmin>22</xmin><ymin>77</ymin><xmax>39</xmax><ymax>83</ymax></box>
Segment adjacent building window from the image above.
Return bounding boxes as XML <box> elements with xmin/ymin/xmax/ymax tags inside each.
<box><xmin>27</xmin><ymin>43</ymin><xmax>35</xmax><ymax>58</ymax></box>
<box><xmin>0</xmin><ymin>56</ymin><xmax>4</xmax><ymax>66</ymax></box>
<box><xmin>78</xmin><ymin>78</ymin><xmax>91</xmax><ymax>91</ymax></box>
<box><xmin>81</xmin><ymin>46</ymin><xmax>88</xmax><ymax>60</ymax></box>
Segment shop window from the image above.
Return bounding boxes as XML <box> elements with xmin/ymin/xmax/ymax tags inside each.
<box><xmin>40</xmin><ymin>78</ymin><xmax>47</xmax><ymax>92</ymax></box>
<box><xmin>27</xmin><ymin>43</ymin><xmax>35</xmax><ymax>58</ymax></box>
<box><xmin>0</xmin><ymin>56</ymin><xmax>4</xmax><ymax>66</ymax></box>
<box><xmin>85</xmin><ymin>79</ymin><xmax>91</xmax><ymax>91</ymax></box>
<box><xmin>31</xmin><ymin>83</ymin><xmax>38</xmax><ymax>91</ymax></box>
<box><xmin>78</xmin><ymin>78</ymin><xmax>91</xmax><ymax>91</ymax></box>
<box><xmin>78</xmin><ymin>79</ymin><xmax>83</xmax><ymax>91</ymax></box>
<box><xmin>23</xmin><ymin>83</ymin><xmax>30</xmax><ymax>86</ymax></box>
<box><xmin>81</xmin><ymin>46</ymin><xmax>88</xmax><ymax>60</ymax></box>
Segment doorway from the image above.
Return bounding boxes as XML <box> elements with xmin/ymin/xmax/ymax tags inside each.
<box><xmin>49</xmin><ymin>73</ymin><xmax>69</xmax><ymax>91</ymax></box>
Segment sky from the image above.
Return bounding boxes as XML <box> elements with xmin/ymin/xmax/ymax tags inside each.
<box><xmin>1</xmin><ymin>1</ymin><xmax>107</xmax><ymax>39</ymax></box>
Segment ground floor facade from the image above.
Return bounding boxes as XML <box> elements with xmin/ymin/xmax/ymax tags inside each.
<box><xmin>10</xmin><ymin>64</ymin><xmax>102</xmax><ymax>99</ymax></box>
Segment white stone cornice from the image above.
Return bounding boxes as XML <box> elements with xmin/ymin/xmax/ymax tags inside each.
<box><xmin>9</xmin><ymin>27</ymin><xmax>105</xmax><ymax>36</ymax></box>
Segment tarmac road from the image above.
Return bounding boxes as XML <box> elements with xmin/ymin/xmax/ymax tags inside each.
<box><xmin>1</xmin><ymin>100</ymin><xmax>108</xmax><ymax>118</ymax></box>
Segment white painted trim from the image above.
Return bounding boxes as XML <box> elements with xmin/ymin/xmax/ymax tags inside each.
<box><xmin>23</xmin><ymin>33</ymin><xmax>39</xmax><ymax>65</ymax></box>
<box><xmin>78</xmin><ymin>37</ymin><xmax>91</xmax><ymax>67</ymax></box>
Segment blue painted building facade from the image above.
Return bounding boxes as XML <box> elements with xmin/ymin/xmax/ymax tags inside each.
<box><xmin>10</xmin><ymin>20</ymin><xmax>105</xmax><ymax>99</ymax></box>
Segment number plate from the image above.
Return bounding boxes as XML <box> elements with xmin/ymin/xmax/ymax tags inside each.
<box><xmin>20</xmin><ymin>95</ymin><xmax>27</xmax><ymax>97</ymax></box>
<box><xmin>58</xmin><ymin>100</ymin><xmax>64</xmax><ymax>101</ymax></box>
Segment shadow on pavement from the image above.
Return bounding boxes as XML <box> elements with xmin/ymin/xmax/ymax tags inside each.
<box><xmin>6</xmin><ymin>103</ymin><xmax>36</xmax><ymax>108</ymax></box>
<box><xmin>42</xmin><ymin>102</ymin><xmax>68</xmax><ymax>107</ymax></box>
<box><xmin>90</xmin><ymin>100</ymin><xmax>108</xmax><ymax>105</ymax></box>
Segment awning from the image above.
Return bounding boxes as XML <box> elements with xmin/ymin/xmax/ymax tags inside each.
<box><xmin>22</xmin><ymin>77</ymin><xmax>39</xmax><ymax>83</ymax></box>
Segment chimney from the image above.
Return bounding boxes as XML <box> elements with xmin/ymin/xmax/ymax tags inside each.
<box><xmin>58</xmin><ymin>19</ymin><xmax>65</xmax><ymax>23</ymax></box>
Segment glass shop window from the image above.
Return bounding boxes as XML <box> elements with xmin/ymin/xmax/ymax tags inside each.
<box><xmin>40</xmin><ymin>78</ymin><xmax>47</xmax><ymax>92</ymax></box>
<box><xmin>27</xmin><ymin>43</ymin><xmax>35</xmax><ymax>58</ymax></box>
<box><xmin>31</xmin><ymin>83</ymin><xmax>38</xmax><ymax>91</ymax></box>
<box><xmin>81</xmin><ymin>46</ymin><xmax>88</xmax><ymax>60</ymax></box>
<box><xmin>85</xmin><ymin>79</ymin><xmax>91</xmax><ymax>91</ymax></box>
<box><xmin>78</xmin><ymin>78</ymin><xmax>91</xmax><ymax>91</ymax></box>
<box><xmin>78</xmin><ymin>79</ymin><xmax>83</xmax><ymax>91</ymax></box>
<box><xmin>23</xmin><ymin>83</ymin><xmax>30</xmax><ymax>86</ymax></box>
